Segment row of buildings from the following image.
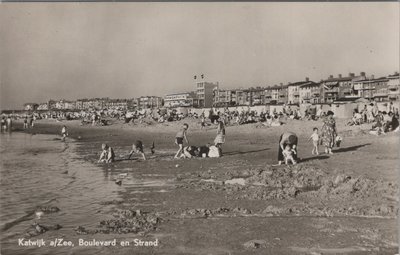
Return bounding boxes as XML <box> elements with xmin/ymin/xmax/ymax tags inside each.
<box><xmin>24</xmin><ymin>71</ymin><xmax>399</xmax><ymax>111</ymax></box>
<box><xmin>212</xmin><ymin>72</ymin><xmax>400</xmax><ymax>107</ymax></box>
<box><xmin>26</xmin><ymin>96</ymin><xmax>163</xmax><ymax>111</ymax></box>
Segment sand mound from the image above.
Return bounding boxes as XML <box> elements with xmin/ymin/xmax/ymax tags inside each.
<box><xmin>178</xmin><ymin>207</ymin><xmax>252</xmax><ymax>219</ymax></box>
<box><xmin>75</xmin><ymin>209</ymin><xmax>161</xmax><ymax>235</ymax></box>
<box><xmin>177</xmin><ymin>164</ymin><xmax>398</xmax><ymax>217</ymax></box>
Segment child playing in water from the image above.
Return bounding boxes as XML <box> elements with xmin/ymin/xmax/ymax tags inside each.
<box><xmin>0</xmin><ymin>116</ymin><xmax>5</xmax><ymax>132</ymax></box>
<box><xmin>98</xmin><ymin>143</ymin><xmax>115</xmax><ymax>163</ymax></box>
<box><xmin>23</xmin><ymin>116</ymin><xmax>28</xmax><ymax>129</ymax></box>
<box><xmin>61</xmin><ymin>125</ymin><xmax>68</xmax><ymax>142</ymax></box>
<box><xmin>127</xmin><ymin>140</ymin><xmax>147</xmax><ymax>160</ymax></box>
<box><xmin>282</xmin><ymin>144</ymin><xmax>297</xmax><ymax>165</ymax></box>
<box><xmin>6</xmin><ymin>115</ymin><xmax>12</xmax><ymax>131</ymax></box>
<box><xmin>308</xmin><ymin>127</ymin><xmax>320</xmax><ymax>155</ymax></box>
<box><xmin>174</xmin><ymin>123</ymin><xmax>189</xmax><ymax>159</ymax></box>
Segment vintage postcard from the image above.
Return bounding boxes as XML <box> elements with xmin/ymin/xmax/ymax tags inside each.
<box><xmin>0</xmin><ymin>2</ymin><xmax>399</xmax><ymax>254</ymax></box>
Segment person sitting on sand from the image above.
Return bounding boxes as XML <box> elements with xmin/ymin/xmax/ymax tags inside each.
<box><xmin>181</xmin><ymin>145</ymin><xmax>198</xmax><ymax>159</ymax></box>
<box><xmin>174</xmin><ymin>123</ymin><xmax>189</xmax><ymax>159</ymax></box>
<box><xmin>277</xmin><ymin>132</ymin><xmax>298</xmax><ymax>165</ymax></box>
<box><xmin>196</xmin><ymin>144</ymin><xmax>210</xmax><ymax>158</ymax></box>
<box><xmin>282</xmin><ymin>145</ymin><xmax>297</xmax><ymax>165</ymax></box>
<box><xmin>61</xmin><ymin>125</ymin><xmax>68</xmax><ymax>142</ymax></box>
<box><xmin>271</xmin><ymin>115</ymin><xmax>282</xmax><ymax>126</ymax></box>
<box><xmin>127</xmin><ymin>140</ymin><xmax>147</xmax><ymax>160</ymax></box>
<box><xmin>388</xmin><ymin>112</ymin><xmax>399</xmax><ymax>132</ymax></box>
<box><xmin>382</xmin><ymin>111</ymin><xmax>392</xmax><ymax>132</ymax></box>
<box><xmin>98</xmin><ymin>143</ymin><xmax>115</xmax><ymax>163</ymax></box>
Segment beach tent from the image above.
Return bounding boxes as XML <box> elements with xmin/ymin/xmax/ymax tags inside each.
<box><xmin>332</xmin><ymin>103</ymin><xmax>357</xmax><ymax>118</ymax></box>
<box><xmin>299</xmin><ymin>103</ymin><xmax>312</xmax><ymax>116</ymax></box>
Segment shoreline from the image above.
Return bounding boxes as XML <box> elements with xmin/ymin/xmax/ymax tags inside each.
<box><xmin>2</xmin><ymin>118</ymin><xmax>399</xmax><ymax>254</ymax></box>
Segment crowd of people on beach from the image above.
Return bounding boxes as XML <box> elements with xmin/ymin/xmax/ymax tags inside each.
<box><xmin>94</xmin><ymin>108</ymin><xmax>346</xmax><ymax>167</ymax></box>
<box><xmin>343</xmin><ymin>102</ymin><xmax>400</xmax><ymax>135</ymax></box>
<box><xmin>97</xmin><ymin>119</ymin><xmax>227</xmax><ymax>164</ymax></box>
<box><xmin>0</xmin><ymin>103</ymin><xmax>326</xmax><ymax>130</ymax></box>
<box><xmin>347</xmin><ymin>102</ymin><xmax>399</xmax><ymax>128</ymax></box>
<box><xmin>2</xmin><ymin>100</ymin><xmax>399</xmax><ymax>167</ymax></box>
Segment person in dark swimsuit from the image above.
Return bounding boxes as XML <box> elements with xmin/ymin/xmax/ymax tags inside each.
<box><xmin>174</xmin><ymin>123</ymin><xmax>189</xmax><ymax>159</ymax></box>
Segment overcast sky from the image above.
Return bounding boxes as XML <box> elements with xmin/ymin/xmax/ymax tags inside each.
<box><xmin>0</xmin><ymin>3</ymin><xmax>399</xmax><ymax>109</ymax></box>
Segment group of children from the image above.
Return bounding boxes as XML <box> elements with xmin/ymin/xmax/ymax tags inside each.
<box><xmin>97</xmin><ymin>141</ymin><xmax>148</xmax><ymax>163</ymax></box>
<box><xmin>280</xmin><ymin>127</ymin><xmax>342</xmax><ymax>166</ymax></box>
<box><xmin>96</xmin><ymin>121</ymin><xmax>226</xmax><ymax>163</ymax></box>
<box><xmin>1</xmin><ymin>116</ymin><xmax>13</xmax><ymax>132</ymax></box>
<box><xmin>23</xmin><ymin>115</ymin><xmax>35</xmax><ymax>129</ymax></box>
<box><xmin>174</xmin><ymin>122</ymin><xmax>225</xmax><ymax>159</ymax></box>
<box><xmin>63</xmin><ymin>116</ymin><xmax>344</xmax><ymax>166</ymax></box>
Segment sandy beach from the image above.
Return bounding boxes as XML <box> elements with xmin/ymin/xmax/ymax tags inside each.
<box><xmin>1</xmin><ymin>117</ymin><xmax>397</xmax><ymax>255</ymax></box>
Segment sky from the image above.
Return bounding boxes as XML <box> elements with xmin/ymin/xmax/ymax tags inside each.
<box><xmin>0</xmin><ymin>3</ymin><xmax>399</xmax><ymax>110</ymax></box>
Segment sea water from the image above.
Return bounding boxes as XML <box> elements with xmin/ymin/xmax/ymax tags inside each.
<box><xmin>0</xmin><ymin>132</ymin><xmax>121</xmax><ymax>255</ymax></box>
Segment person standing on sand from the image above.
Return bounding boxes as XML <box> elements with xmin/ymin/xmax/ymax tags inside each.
<box><xmin>201</xmin><ymin>114</ymin><xmax>206</xmax><ymax>129</ymax></box>
<box><xmin>214</xmin><ymin>120</ymin><xmax>226</xmax><ymax>155</ymax></box>
<box><xmin>277</xmin><ymin>131</ymin><xmax>298</xmax><ymax>165</ymax></box>
<box><xmin>308</xmin><ymin>127</ymin><xmax>320</xmax><ymax>155</ymax></box>
<box><xmin>174</xmin><ymin>123</ymin><xmax>189</xmax><ymax>159</ymax></box>
<box><xmin>321</xmin><ymin>110</ymin><xmax>337</xmax><ymax>154</ymax></box>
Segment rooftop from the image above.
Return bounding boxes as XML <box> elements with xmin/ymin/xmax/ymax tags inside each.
<box><xmin>286</xmin><ymin>81</ymin><xmax>315</xmax><ymax>88</ymax></box>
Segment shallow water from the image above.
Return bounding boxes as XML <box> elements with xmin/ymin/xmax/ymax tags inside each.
<box><xmin>0</xmin><ymin>132</ymin><xmax>122</xmax><ymax>254</ymax></box>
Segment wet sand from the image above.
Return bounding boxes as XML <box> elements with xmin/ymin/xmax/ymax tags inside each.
<box><xmin>5</xmin><ymin>118</ymin><xmax>399</xmax><ymax>254</ymax></box>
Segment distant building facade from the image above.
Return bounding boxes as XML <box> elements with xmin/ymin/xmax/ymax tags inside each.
<box><xmin>196</xmin><ymin>81</ymin><xmax>218</xmax><ymax>108</ymax></box>
<box><xmin>20</xmin><ymin>71</ymin><xmax>400</xmax><ymax>112</ymax></box>
<box><xmin>214</xmin><ymin>89</ymin><xmax>237</xmax><ymax>107</ymax></box>
<box><xmin>287</xmin><ymin>78</ymin><xmax>314</xmax><ymax>104</ymax></box>
<box><xmin>164</xmin><ymin>92</ymin><xmax>196</xmax><ymax>108</ymax></box>
<box><xmin>299</xmin><ymin>82</ymin><xmax>321</xmax><ymax>104</ymax></box>
<box><xmin>245</xmin><ymin>87</ymin><xmax>265</xmax><ymax>106</ymax></box>
<box><xmin>37</xmin><ymin>103</ymin><xmax>49</xmax><ymax>111</ymax></box>
<box><xmin>387</xmin><ymin>72</ymin><xmax>400</xmax><ymax>101</ymax></box>
<box><xmin>322</xmin><ymin>72</ymin><xmax>366</xmax><ymax>103</ymax></box>
<box><xmin>137</xmin><ymin>96</ymin><xmax>163</xmax><ymax>109</ymax></box>
<box><xmin>270</xmin><ymin>84</ymin><xmax>288</xmax><ymax>104</ymax></box>
<box><xmin>23</xmin><ymin>103</ymin><xmax>39</xmax><ymax>111</ymax></box>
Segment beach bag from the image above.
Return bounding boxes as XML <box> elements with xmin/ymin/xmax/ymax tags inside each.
<box><xmin>208</xmin><ymin>145</ymin><xmax>221</xmax><ymax>158</ymax></box>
